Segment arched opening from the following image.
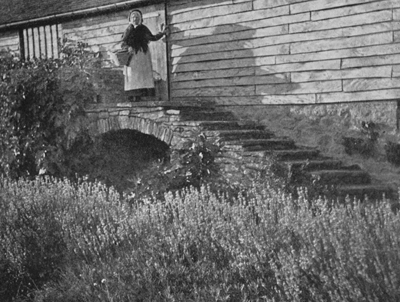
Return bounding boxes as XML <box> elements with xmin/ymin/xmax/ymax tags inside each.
<box><xmin>64</xmin><ymin>129</ymin><xmax>169</xmax><ymax>192</ymax></box>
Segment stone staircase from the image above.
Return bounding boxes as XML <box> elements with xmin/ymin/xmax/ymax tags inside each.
<box><xmin>172</xmin><ymin>105</ymin><xmax>396</xmax><ymax>202</ymax></box>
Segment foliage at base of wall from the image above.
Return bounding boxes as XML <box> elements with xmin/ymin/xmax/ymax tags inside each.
<box><xmin>1</xmin><ymin>176</ymin><xmax>400</xmax><ymax>302</ymax></box>
<box><xmin>0</xmin><ymin>45</ymin><xmax>99</xmax><ymax>179</ymax></box>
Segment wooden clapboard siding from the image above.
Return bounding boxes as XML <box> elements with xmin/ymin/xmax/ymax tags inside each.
<box><xmin>172</xmin><ymin>85</ymin><xmax>255</xmax><ymax>98</ymax></box>
<box><xmin>392</xmin><ymin>65</ymin><xmax>400</xmax><ymax>77</ymax></box>
<box><xmin>169</xmin><ymin>0</ymin><xmax>252</xmax><ymax>16</ymax></box>
<box><xmin>311</xmin><ymin>0</ymin><xmax>393</xmax><ymax>20</ymax></box>
<box><xmin>0</xmin><ymin>31</ymin><xmax>19</xmax><ymax>52</ymax></box>
<box><xmin>290</xmin><ymin>0</ymin><xmax>378</xmax><ymax>14</ymax></box>
<box><xmin>291</xmin><ymin>66</ymin><xmax>393</xmax><ymax>82</ymax></box>
<box><xmin>253</xmin><ymin>0</ymin><xmax>308</xmax><ymax>10</ymax></box>
<box><xmin>289</xmin><ymin>10</ymin><xmax>393</xmax><ymax>33</ymax></box>
<box><xmin>62</xmin><ymin>3</ymin><xmax>168</xmax><ymax>101</ymax></box>
<box><xmin>170</xmin><ymin>12</ymin><xmax>310</xmax><ymax>42</ymax></box>
<box><xmin>172</xmin><ymin>44</ymin><xmax>289</xmax><ymax>65</ymax></box>
<box><xmin>170</xmin><ymin>2</ymin><xmax>252</xmax><ymax>24</ymax></box>
<box><xmin>277</xmin><ymin>43</ymin><xmax>400</xmax><ymax>64</ymax></box>
<box><xmin>169</xmin><ymin>0</ymin><xmax>400</xmax><ymax>105</ymax></box>
<box><xmin>174</xmin><ymin>5</ymin><xmax>289</xmax><ymax>33</ymax></box>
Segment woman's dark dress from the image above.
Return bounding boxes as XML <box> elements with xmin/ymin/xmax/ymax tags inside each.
<box><xmin>121</xmin><ymin>24</ymin><xmax>163</xmax><ymax>92</ymax></box>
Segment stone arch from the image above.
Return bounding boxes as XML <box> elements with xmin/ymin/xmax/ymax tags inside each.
<box><xmin>89</xmin><ymin>115</ymin><xmax>175</xmax><ymax>146</ymax></box>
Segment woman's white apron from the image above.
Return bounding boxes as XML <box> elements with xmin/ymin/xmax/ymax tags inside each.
<box><xmin>123</xmin><ymin>49</ymin><xmax>154</xmax><ymax>91</ymax></box>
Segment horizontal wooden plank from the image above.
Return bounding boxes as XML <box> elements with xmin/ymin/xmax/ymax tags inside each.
<box><xmin>393</xmin><ymin>65</ymin><xmax>400</xmax><ymax>77</ymax></box>
<box><xmin>343</xmin><ymin>78</ymin><xmax>400</xmax><ymax>91</ymax></box>
<box><xmin>171</xmin><ymin>94</ymin><xmax>316</xmax><ymax>105</ymax></box>
<box><xmin>253</xmin><ymin>44</ymin><xmax>290</xmax><ymax>57</ymax></box>
<box><xmin>0</xmin><ymin>38</ymin><xmax>19</xmax><ymax>47</ymax></box>
<box><xmin>0</xmin><ymin>32</ymin><xmax>19</xmax><ymax>50</ymax></box>
<box><xmin>170</xmin><ymin>24</ymin><xmax>288</xmax><ymax>50</ymax></box>
<box><xmin>171</xmin><ymin>56</ymin><xmax>274</xmax><ymax>73</ymax></box>
<box><xmin>342</xmin><ymin>54</ymin><xmax>400</xmax><ymax>68</ymax></box>
<box><xmin>69</xmin><ymin>33</ymin><xmax>122</xmax><ymax>47</ymax></box>
<box><xmin>256</xmin><ymin>60</ymin><xmax>341</xmax><ymax>75</ymax></box>
<box><xmin>172</xmin><ymin>73</ymin><xmax>291</xmax><ymax>89</ymax></box>
<box><xmin>395</xmin><ymin>31</ymin><xmax>400</xmax><ymax>42</ymax></box>
<box><xmin>260</xmin><ymin>94</ymin><xmax>316</xmax><ymax>104</ymax></box>
<box><xmin>256</xmin><ymin>80</ymin><xmax>342</xmax><ymax>95</ymax></box>
<box><xmin>171</xmin><ymin>20</ymin><xmax>392</xmax><ymax>59</ymax></box>
<box><xmin>170</xmin><ymin>12</ymin><xmax>310</xmax><ymax>42</ymax></box>
<box><xmin>0</xmin><ymin>44</ymin><xmax>19</xmax><ymax>52</ymax></box>
<box><xmin>291</xmin><ymin>32</ymin><xmax>393</xmax><ymax>54</ymax></box>
<box><xmin>291</xmin><ymin>0</ymin><xmax>377</xmax><ymax>14</ymax></box>
<box><xmin>171</xmin><ymin>38</ymin><xmax>253</xmax><ymax>57</ymax></box>
<box><xmin>292</xmin><ymin>66</ymin><xmax>392</xmax><ymax>82</ymax></box>
<box><xmin>395</xmin><ymin>8</ymin><xmax>400</xmax><ymax>20</ymax></box>
<box><xmin>311</xmin><ymin>0</ymin><xmax>393</xmax><ymax>21</ymax></box>
<box><xmin>172</xmin><ymin>94</ymin><xmax>318</xmax><ymax>105</ymax></box>
<box><xmin>254</xmin><ymin>21</ymin><xmax>392</xmax><ymax>50</ymax></box>
<box><xmin>172</xmin><ymin>85</ymin><xmax>255</xmax><ymax>97</ymax></box>
<box><xmin>277</xmin><ymin>43</ymin><xmax>400</xmax><ymax>64</ymax></box>
<box><xmin>289</xmin><ymin>10</ymin><xmax>392</xmax><ymax>33</ymax></box>
<box><xmin>172</xmin><ymin>67</ymin><xmax>255</xmax><ymax>82</ymax></box>
<box><xmin>172</xmin><ymin>5</ymin><xmax>289</xmax><ymax>32</ymax></box>
<box><xmin>317</xmin><ymin>89</ymin><xmax>400</xmax><ymax>103</ymax></box>
<box><xmin>169</xmin><ymin>0</ymin><xmax>235</xmax><ymax>15</ymax></box>
<box><xmin>171</xmin><ymin>2</ymin><xmax>252</xmax><ymax>24</ymax></box>
<box><xmin>254</xmin><ymin>0</ymin><xmax>307</xmax><ymax>10</ymax></box>
<box><xmin>172</xmin><ymin>44</ymin><xmax>289</xmax><ymax>65</ymax></box>
<box><xmin>64</xmin><ymin>24</ymin><xmax>125</xmax><ymax>40</ymax></box>
<box><xmin>172</xmin><ymin>76</ymin><xmax>255</xmax><ymax>89</ymax></box>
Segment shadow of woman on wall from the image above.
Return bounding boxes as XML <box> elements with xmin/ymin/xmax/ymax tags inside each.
<box><xmin>169</xmin><ymin>19</ymin><xmax>300</xmax><ymax>104</ymax></box>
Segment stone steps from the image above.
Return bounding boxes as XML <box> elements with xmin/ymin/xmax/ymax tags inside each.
<box><xmin>179</xmin><ymin>110</ymin><xmax>237</xmax><ymax>121</ymax></box>
<box><xmin>176</xmin><ymin>106</ymin><xmax>396</xmax><ymax>202</ymax></box>
<box><xmin>175</xmin><ymin>120</ymin><xmax>265</xmax><ymax>131</ymax></box>
<box><xmin>281</xmin><ymin>159</ymin><xmax>344</xmax><ymax>171</ymax></box>
<box><xmin>308</xmin><ymin>169</ymin><xmax>371</xmax><ymax>186</ymax></box>
<box><xmin>204</xmin><ymin>129</ymin><xmax>276</xmax><ymax>140</ymax></box>
<box><xmin>223</xmin><ymin>138</ymin><xmax>297</xmax><ymax>151</ymax></box>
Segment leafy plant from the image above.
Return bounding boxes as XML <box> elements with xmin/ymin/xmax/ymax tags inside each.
<box><xmin>342</xmin><ymin>121</ymin><xmax>379</xmax><ymax>158</ymax></box>
<box><xmin>0</xmin><ymin>44</ymin><xmax>99</xmax><ymax>179</ymax></box>
<box><xmin>127</xmin><ymin>132</ymin><xmax>228</xmax><ymax>202</ymax></box>
<box><xmin>385</xmin><ymin>141</ymin><xmax>400</xmax><ymax>166</ymax></box>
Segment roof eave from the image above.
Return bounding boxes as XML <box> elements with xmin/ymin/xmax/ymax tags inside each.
<box><xmin>0</xmin><ymin>0</ymin><xmax>162</xmax><ymax>31</ymax></box>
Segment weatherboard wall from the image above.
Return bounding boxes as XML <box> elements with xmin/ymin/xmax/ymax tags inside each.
<box><xmin>61</xmin><ymin>3</ymin><xmax>168</xmax><ymax>101</ymax></box>
<box><xmin>0</xmin><ymin>31</ymin><xmax>19</xmax><ymax>53</ymax></box>
<box><xmin>168</xmin><ymin>0</ymin><xmax>400</xmax><ymax>106</ymax></box>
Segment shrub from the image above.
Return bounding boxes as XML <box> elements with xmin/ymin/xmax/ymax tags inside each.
<box><xmin>126</xmin><ymin>132</ymin><xmax>236</xmax><ymax>202</ymax></box>
<box><xmin>385</xmin><ymin>141</ymin><xmax>400</xmax><ymax>166</ymax></box>
<box><xmin>0</xmin><ymin>45</ymin><xmax>98</xmax><ymax>179</ymax></box>
<box><xmin>1</xmin><ymin>176</ymin><xmax>400</xmax><ymax>301</ymax></box>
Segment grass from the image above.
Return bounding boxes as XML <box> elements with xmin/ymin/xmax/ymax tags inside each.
<box><xmin>1</xmin><ymin>176</ymin><xmax>400</xmax><ymax>301</ymax></box>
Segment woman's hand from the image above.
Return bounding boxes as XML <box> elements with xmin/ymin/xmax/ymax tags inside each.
<box><xmin>160</xmin><ymin>23</ymin><xmax>169</xmax><ymax>36</ymax></box>
<box><xmin>128</xmin><ymin>46</ymin><xmax>134</xmax><ymax>53</ymax></box>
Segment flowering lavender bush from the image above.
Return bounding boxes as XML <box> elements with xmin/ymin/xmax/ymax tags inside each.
<box><xmin>1</xmin><ymin>176</ymin><xmax>400</xmax><ymax>301</ymax></box>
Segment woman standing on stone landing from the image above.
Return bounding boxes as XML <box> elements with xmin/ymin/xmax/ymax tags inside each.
<box><xmin>122</xmin><ymin>9</ymin><xmax>167</xmax><ymax>102</ymax></box>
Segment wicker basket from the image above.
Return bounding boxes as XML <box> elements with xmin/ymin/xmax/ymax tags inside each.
<box><xmin>109</xmin><ymin>49</ymin><xmax>131</xmax><ymax>66</ymax></box>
